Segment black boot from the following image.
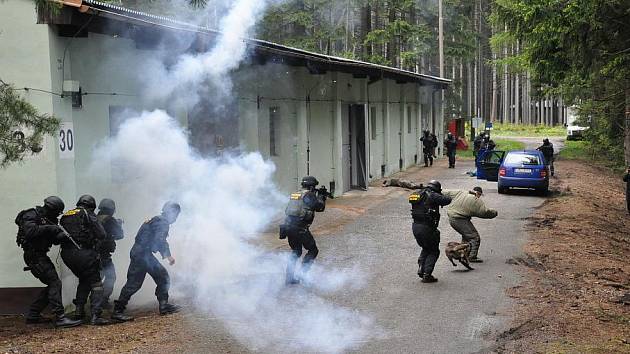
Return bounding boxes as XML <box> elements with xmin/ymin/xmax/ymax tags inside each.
<box><xmin>421</xmin><ymin>274</ymin><xmax>438</xmax><ymax>283</ymax></box>
<box><xmin>90</xmin><ymin>314</ymin><xmax>110</xmax><ymax>326</ymax></box>
<box><xmin>55</xmin><ymin>315</ymin><xmax>82</xmax><ymax>328</ymax></box>
<box><xmin>111</xmin><ymin>301</ymin><xmax>134</xmax><ymax>322</ymax></box>
<box><xmin>25</xmin><ymin>313</ymin><xmax>52</xmax><ymax>324</ymax></box>
<box><xmin>158</xmin><ymin>300</ymin><xmax>180</xmax><ymax>315</ymax></box>
<box><xmin>73</xmin><ymin>300</ymin><xmax>86</xmax><ymax>322</ymax></box>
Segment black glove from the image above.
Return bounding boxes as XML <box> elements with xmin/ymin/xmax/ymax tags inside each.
<box><xmin>53</xmin><ymin>229</ymin><xmax>66</xmax><ymax>245</ymax></box>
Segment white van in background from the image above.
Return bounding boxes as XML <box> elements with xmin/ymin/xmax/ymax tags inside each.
<box><xmin>566</xmin><ymin>106</ymin><xmax>587</xmax><ymax>140</ymax></box>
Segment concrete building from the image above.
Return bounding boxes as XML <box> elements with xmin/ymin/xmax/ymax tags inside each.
<box><xmin>0</xmin><ymin>0</ymin><xmax>449</xmax><ymax>304</ymax></box>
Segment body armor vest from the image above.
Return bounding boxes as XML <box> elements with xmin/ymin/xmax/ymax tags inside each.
<box><xmin>285</xmin><ymin>190</ymin><xmax>315</xmax><ymax>224</ymax></box>
<box><xmin>409</xmin><ymin>189</ymin><xmax>439</xmax><ymax>226</ymax></box>
<box><xmin>60</xmin><ymin>208</ymin><xmax>95</xmax><ymax>249</ymax></box>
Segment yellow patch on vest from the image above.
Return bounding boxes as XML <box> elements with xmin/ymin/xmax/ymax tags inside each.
<box><xmin>290</xmin><ymin>193</ymin><xmax>302</xmax><ymax>200</ymax></box>
<box><xmin>408</xmin><ymin>194</ymin><xmax>421</xmax><ymax>202</ymax></box>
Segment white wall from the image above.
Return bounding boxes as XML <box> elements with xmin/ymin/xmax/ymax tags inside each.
<box><xmin>0</xmin><ymin>0</ymin><xmax>59</xmax><ymax>287</ymax></box>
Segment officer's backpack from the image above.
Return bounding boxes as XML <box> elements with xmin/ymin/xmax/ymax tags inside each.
<box><xmin>14</xmin><ymin>209</ymin><xmax>32</xmax><ymax>248</ymax></box>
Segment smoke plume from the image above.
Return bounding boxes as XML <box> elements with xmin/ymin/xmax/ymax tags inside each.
<box><xmin>89</xmin><ymin>0</ymin><xmax>374</xmax><ymax>352</ymax></box>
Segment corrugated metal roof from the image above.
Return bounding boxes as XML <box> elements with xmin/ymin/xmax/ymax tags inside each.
<box><xmin>79</xmin><ymin>0</ymin><xmax>450</xmax><ymax>87</ymax></box>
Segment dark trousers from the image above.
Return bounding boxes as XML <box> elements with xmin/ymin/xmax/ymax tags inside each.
<box><xmin>412</xmin><ymin>222</ymin><xmax>440</xmax><ymax>276</ymax></box>
<box><xmin>61</xmin><ymin>248</ymin><xmax>104</xmax><ymax>317</ymax></box>
<box><xmin>101</xmin><ymin>257</ymin><xmax>116</xmax><ymax>304</ymax></box>
<box><xmin>23</xmin><ymin>251</ymin><xmax>64</xmax><ymax>317</ymax></box>
<box><xmin>117</xmin><ymin>247</ymin><xmax>170</xmax><ymax>307</ymax></box>
<box><xmin>423</xmin><ymin>149</ymin><xmax>434</xmax><ymax>167</ymax></box>
<box><xmin>447</xmin><ymin>150</ymin><xmax>456</xmax><ymax>167</ymax></box>
<box><xmin>285</xmin><ymin>226</ymin><xmax>319</xmax><ymax>282</ymax></box>
<box><xmin>449</xmin><ymin>217</ymin><xmax>481</xmax><ymax>258</ymax></box>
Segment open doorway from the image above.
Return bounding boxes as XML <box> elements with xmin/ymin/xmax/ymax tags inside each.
<box><xmin>342</xmin><ymin>104</ymin><xmax>368</xmax><ymax>192</ymax></box>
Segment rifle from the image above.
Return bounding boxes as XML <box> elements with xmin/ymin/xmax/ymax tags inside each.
<box><xmin>57</xmin><ymin>224</ymin><xmax>82</xmax><ymax>250</ymax></box>
<box><xmin>316</xmin><ymin>186</ymin><xmax>334</xmax><ymax>199</ymax></box>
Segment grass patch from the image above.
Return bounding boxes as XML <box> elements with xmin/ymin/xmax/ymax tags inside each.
<box><xmin>491</xmin><ymin>123</ymin><xmax>565</xmax><ymax>137</ymax></box>
<box><xmin>559</xmin><ymin>140</ymin><xmax>626</xmax><ymax>172</ymax></box>
<box><xmin>458</xmin><ymin>139</ymin><xmax>526</xmax><ymax>159</ymax></box>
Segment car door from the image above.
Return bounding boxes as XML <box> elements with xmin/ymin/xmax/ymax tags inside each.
<box><xmin>480</xmin><ymin>150</ymin><xmax>506</xmax><ymax>182</ymax></box>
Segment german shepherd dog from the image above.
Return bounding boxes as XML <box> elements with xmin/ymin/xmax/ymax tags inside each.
<box><xmin>445</xmin><ymin>241</ymin><xmax>474</xmax><ymax>270</ymax></box>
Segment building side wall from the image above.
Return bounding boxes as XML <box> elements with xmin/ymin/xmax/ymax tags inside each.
<box><xmin>0</xmin><ymin>0</ymin><xmax>59</xmax><ymax>287</ymax></box>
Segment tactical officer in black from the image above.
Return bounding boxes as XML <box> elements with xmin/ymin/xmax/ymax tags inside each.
<box><xmin>60</xmin><ymin>195</ymin><xmax>109</xmax><ymax>325</ymax></box>
<box><xmin>96</xmin><ymin>198</ymin><xmax>124</xmax><ymax>308</ymax></box>
<box><xmin>112</xmin><ymin>202</ymin><xmax>181</xmax><ymax>322</ymax></box>
<box><xmin>537</xmin><ymin>138</ymin><xmax>555</xmax><ymax>176</ymax></box>
<box><xmin>420</xmin><ymin>130</ymin><xmax>435</xmax><ymax>167</ymax></box>
<box><xmin>444</xmin><ymin>132</ymin><xmax>458</xmax><ymax>168</ymax></box>
<box><xmin>280</xmin><ymin>176</ymin><xmax>328</xmax><ymax>284</ymax></box>
<box><xmin>15</xmin><ymin>197</ymin><xmax>82</xmax><ymax>328</ymax></box>
<box><xmin>408</xmin><ymin>180</ymin><xmax>452</xmax><ymax>283</ymax></box>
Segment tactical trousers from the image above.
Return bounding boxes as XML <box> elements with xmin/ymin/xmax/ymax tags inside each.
<box><xmin>412</xmin><ymin>222</ymin><xmax>440</xmax><ymax>276</ymax></box>
<box><xmin>101</xmin><ymin>257</ymin><xmax>116</xmax><ymax>304</ymax></box>
<box><xmin>449</xmin><ymin>217</ymin><xmax>481</xmax><ymax>258</ymax></box>
<box><xmin>423</xmin><ymin>150</ymin><xmax>434</xmax><ymax>167</ymax></box>
<box><xmin>23</xmin><ymin>251</ymin><xmax>65</xmax><ymax>317</ymax></box>
<box><xmin>61</xmin><ymin>248</ymin><xmax>105</xmax><ymax>317</ymax></box>
<box><xmin>447</xmin><ymin>150</ymin><xmax>456</xmax><ymax>167</ymax></box>
<box><xmin>117</xmin><ymin>247</ymin><xmax>170</xmax><ymax>307</ymax></box>
<box><xmin>285</xmin><ymin>225</ymin><xmax>319</xmax><ymax>282</ymax></box>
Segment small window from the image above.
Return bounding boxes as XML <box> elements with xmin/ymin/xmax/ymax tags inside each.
<box><xmin>370</xmin><ymin>107</ymin><xmax>377</xmax><ymax>140</ymax></box>
<box><xmin>269</xmin><ymin>107</ymin><xmax>279</xmax><ymax>156</ymax></box>
<box><xmin>407</xmin><ymin>106</ymin><xmax>412</xmax><ymax>134</ymax></box>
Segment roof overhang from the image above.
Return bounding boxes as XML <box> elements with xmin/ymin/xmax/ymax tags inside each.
<box><xmin>45</xmin><ymin>0</ymin><xmax>451</xmax><ymax>89</ymax></box>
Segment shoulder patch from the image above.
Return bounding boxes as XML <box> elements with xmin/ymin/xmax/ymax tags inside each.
<box><xmin>290</xmin><ymin>193</ymin><xmax>302</xmax><ymax>200</ymax></box>
<box><xmin>63</xmin><ymin>209</ymin><xmax>80</xmax><ymax>216</ymax></box>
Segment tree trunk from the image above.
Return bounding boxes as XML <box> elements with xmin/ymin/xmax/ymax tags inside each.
<box><xmin>625</xmin><ymin>87</ymin><xmax>630</xmax><ymax>165</ymax></box>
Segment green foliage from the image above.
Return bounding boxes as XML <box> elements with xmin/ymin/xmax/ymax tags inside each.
<box><xmin>0</xmin><ymin>81</ymin><xmax>60</xmax><ymax>168</ymax></box>
<box><xmin>559</xmin><ymin>140</ymin><xmax>625</xmax><ymax>172</ymax></box>
<box><xmin>492</xmin><ymin>0</ymin><xmax>630</xmax><ymax>164</ymax></box>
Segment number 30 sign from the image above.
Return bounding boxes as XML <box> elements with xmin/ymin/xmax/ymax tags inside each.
<box><xmin>58</xmin><ymin>122</ymin><xmax>75</xmax><ymax>159</ymax></box>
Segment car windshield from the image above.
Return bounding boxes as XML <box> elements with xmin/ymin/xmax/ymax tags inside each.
<box><xmin>505</xmin><ymin>154</ymin><xmax>540</xmax><ymax>165</ymax></box>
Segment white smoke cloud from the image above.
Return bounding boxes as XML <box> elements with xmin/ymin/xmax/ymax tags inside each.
<box><xmin>92</xmin><ymin>110</ymin><xmax>373</xmax><ymax>352</ymax></box>
<box><xmin>88</xmin><ymin>0</ymin><xmax>376</xmax><ymax>351</ymax></box>
<box><xmin>144</xmin><ymin>0</ymin><xmax>267</xmax><ymax>108</ymax></box>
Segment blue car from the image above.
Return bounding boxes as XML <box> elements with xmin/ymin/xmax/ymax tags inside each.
<box><xmin>497</xmin><ymin>150</ymin><xmax>549</xmax><ymax>194</ymax></box>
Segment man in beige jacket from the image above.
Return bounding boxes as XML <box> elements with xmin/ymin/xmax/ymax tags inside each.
<box><xmin>443</xmin><ymin>187</ymin><xmax>498</xmax><ymax>262</ymax></box>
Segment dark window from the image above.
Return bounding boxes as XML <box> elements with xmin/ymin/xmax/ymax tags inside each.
<box><xmin>407</xmin><ymin>106</ymin><xmax>412</xmax><ymax>134</ymax></box>
<box><xmin>269</xmin><ymin>107</ymin><xmax>279</xmax><ymax>156</ymax></box>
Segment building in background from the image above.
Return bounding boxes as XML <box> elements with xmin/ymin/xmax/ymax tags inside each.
<box><xmin>0</xmin><ymin>0</ymin><xmax>449</xmax><ymax>305</ymax></box>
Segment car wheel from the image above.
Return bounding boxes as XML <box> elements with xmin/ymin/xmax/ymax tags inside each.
<box><xmin>536</xmin><ymin>187</ymin><xmax>548</xmax><ymax>196</ymax></box>
<box><xmin>498</xmin><ymin>186</ymin><xmax>507</xmax><ymax>194</ymax></box>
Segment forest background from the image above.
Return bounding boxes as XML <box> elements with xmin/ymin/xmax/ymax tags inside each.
<box><xmin>3</xmin><ymin>0</ymin><xmax>629</xmax><ymax>167</ymax></box>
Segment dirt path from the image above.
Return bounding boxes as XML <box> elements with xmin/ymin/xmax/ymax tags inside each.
<box><xmin>494</xmin><ymin>159</ymin><xmax>630</xmax><ymax>353</ymax></box>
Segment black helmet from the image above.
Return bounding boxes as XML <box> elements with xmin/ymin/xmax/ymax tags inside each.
<box><xmin>543</xmin><ymin>138</ymin><xmax>550</xmax><ymax>144</ymax></box>
<box><xmin>162</xmin><ymin>201</ymin><xmax>181</xmax><ymax>223</ymax></box>
<box><xmin>43</xmin><ymin>196</ymin><xmax>65</xmax><ymax>216</ymax></box>
<box><xmin>427</xmin><ymin>180</ymin><xmax>442</xmax><ymax>193</ymax></box>
<box><xmin>301</xmin><ymin>176</ymin><xmax>319</xmax><ymax>188</ymax></box>
<box><xmin>98</xmin><ymin>198</ymin><xmax>116</xmax><ymax>214</ymax></box>
<box><xmin>76</xmin><ymin>194</ymin><xmax>96</xmax><ymax>209</ymax></box>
